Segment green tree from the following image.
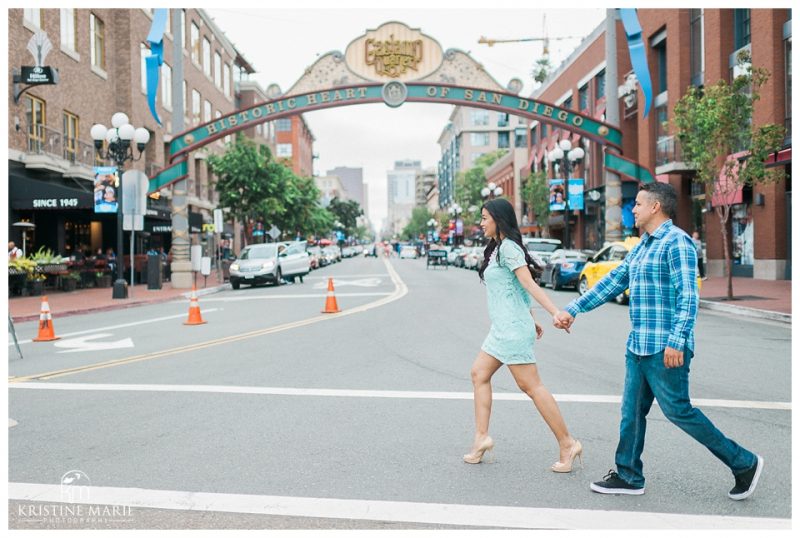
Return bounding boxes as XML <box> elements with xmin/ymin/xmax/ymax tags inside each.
<box><xmin>401</xmin><ymin>206</ymin><xmax>434</xmax><ymax>241</ymax></box>
<box><xmin>276</xmin><ymin>174</ymin><xmax>333</xmax><ymax>240</ymax></box>
<box><xmin>673</xmin><ymin>50</ymin><xmax>785</xmax><ymax>299</ymax></box>
<box><xmin>208</xmin><ymin>135</ymin><xmax>291</xmax><ymax>245</ymax></box>
<box><xmin>521</xmin><ymin>170</ymin><xmax>551</xmax><ymax>237</ymax></box>
<box><xmin>327</xmin><ymin>197</ymin><xmax>363</xmax><ymax>236</ymax></box>
<box><xmin>455</xmin><ymin>149</ymin><xmax>508</xmax><ymax>228</ymax></box>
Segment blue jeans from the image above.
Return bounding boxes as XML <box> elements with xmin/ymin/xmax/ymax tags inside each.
<box><xmin>615</xmin><ymin>348</ymin><xmax>756</xmax><ymax>488</ymax></box>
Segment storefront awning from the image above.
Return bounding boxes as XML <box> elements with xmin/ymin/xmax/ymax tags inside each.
<box><xmin>10</xmin><ymin>177</ymin><xmax>93</xmax><ymax>210</ymax></box>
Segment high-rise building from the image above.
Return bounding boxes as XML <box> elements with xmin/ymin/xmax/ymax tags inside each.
<box><xmin>326</xmin><ymin>166</ymin><xmax>366</xmax><ymax>214</ymax></box>
<box><xmin>387</xmin><ymin>159</ymin><xmax>421</xmax><ymax>237</ymax></box>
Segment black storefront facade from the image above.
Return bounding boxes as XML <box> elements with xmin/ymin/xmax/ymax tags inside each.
<box><xmin>9</xmin><ymin>161</ymin><xmax>173</xmax><ymax>261</ymax></box>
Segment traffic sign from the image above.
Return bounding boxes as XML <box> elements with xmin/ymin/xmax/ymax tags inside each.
<box><xmin>267</xmin><ymin>225</ymin><xmax>281</xmax><ymax>240</ymax></box>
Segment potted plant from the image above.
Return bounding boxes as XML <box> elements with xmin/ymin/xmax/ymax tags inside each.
<box><xmin>95</xmin><ymin>271</ymin><xmax>112</xmax><ymax>288</ymax></box>
<box><xmin>62</xmin><ymin>271</ymin><xmax>81</xmax><ymax>292</ymax></box>
<box><xmin>27</xmin><ymin>271</ymin><xmax>46</xmax><ymax>296</ymax></box>
<box><xmin>31</xmin><ymin>247</ymin><xmax>67</xmax><ymax>274</ymax></box>
<box><xmin>8</xmin><ymin>257</ymin><xmax>36</xmax><ymax>296</ymax></box>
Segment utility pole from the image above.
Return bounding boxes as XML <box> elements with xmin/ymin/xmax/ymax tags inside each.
<box><xmin>604</xmin><ymin>8</ymin><xmax>623</xmax><ymax>243</ymax></box>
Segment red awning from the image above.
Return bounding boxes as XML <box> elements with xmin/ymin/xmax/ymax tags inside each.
<box><xmin>765</xmin><ymin>147</ymin><xmax>792</xmax><ymax>168</ymax></box>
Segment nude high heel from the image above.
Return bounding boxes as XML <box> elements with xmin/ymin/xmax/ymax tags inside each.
<box><xmin>551</xmin><ymin>440</ymin><xmax>583</xmax><ymax>473</ymax></box>
<box><xmin>463</xmin><ymin>436</ymin><xmax>495</xmax><ymax>464</ymax></box>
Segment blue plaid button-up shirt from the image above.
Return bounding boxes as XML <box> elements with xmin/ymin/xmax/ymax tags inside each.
<box><xmin>565</xmin><ymin>220</ymin><xmax>699</xmax><ymax>355</ymax></box>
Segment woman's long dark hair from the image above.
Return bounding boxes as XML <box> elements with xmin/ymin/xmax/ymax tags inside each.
<box><xmin>478</xmin><ymin>198</ymin><xmax>543</xmax><ymax>282</ymax></box>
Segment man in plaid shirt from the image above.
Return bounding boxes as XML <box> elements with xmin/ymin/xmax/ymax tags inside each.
<box><xmin>554</xmin><ymin>183</ymin><xmax>762</xmax><ymax>500</ymax></box>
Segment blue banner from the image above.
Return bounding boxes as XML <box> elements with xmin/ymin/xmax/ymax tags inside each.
<box><xmin>619</xmin><ymin>8</ymin><xmax>653</xmax><ymax>118</ymax></box>
<box><xmin>145</xmin><ymin>9</ymin><xmax>168</xmax><ymax>125</ymax></box>
<box><xmin>94</xmin><ymin>166</ymin><xmax>119</xmax><ymax>213</ymax></box>
<box><xmin>549</xmin><ymin>179</ymin><xmax>585</xmax><ymax>211</ymax></box>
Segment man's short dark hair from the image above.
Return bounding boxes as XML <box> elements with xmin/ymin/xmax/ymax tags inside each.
<box><xmin>640</xmin><ymin>182</ymin><xmax>677</xmax><ymax>219</ymax></box>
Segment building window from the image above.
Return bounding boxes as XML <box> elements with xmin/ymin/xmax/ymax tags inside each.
<box><xmin>471</xmin><ymin>110</ymin><xmax>489</xmax><ymax>126</ymax></box>
<box><xmin>192</xmin><ymin>89</ymin><xmax>201</xmax><ymax>125</ymax></box>
<box><xmin>595</xmin><ymin>69</ymin><xmax>606</xmax><ymax>100</ymax></box>
<box><xmin>734</xmin><ymin>9</ymin><xmax>751</xmax><ymax>50</ymax></box>
<box><xmin>63</xmin><ymin>111</ymin><xmax>79</xmax><ymax>161</ymax></box>
<box><xmin>24</xmin><ymin>9</ymin><xmax>42</xmax><ymax>28</ymax></box>
<box><xmin>531</xmin><ymin>125</ymin><xmax>539</xmax><ymax>146</ymax></box>
<box><xmin>563</xmin><ymin>96</ymin><xmax>573</xmax><ymax>110</ymax></box>
<box><xmin>161</xmin><ymin>62</ymin><xmax>172</xmax><ymax>109</ymax></box>
<box><xmin>515</xmin><ymin>127</ymin><xmax>527</xmax><ymax>148</ymax></box>
<box><xmin>275</xmin><ymin>118</ymin><xmax>292</xmax><ymax>132</ymax></box>
<box><xmin>190</xmin><ymin>22</ymin><xmax>200</xmax><ymax>64</ymax></box>
<box><xmin>579</xmin><ymin>84</ymin><xmax>589</xmax><ymax>111</ymax></box>
<box><xmin>90</xmin><ymin>13</ymin><xmax>105</xmax><ymax>70</ymax></box>
<box><xmin>470</xmin><ymin>152</ymin><xmax>486</xmax><ymax>165</ymax></box>
<box><xmin>498</xmin><ymin>131</ymin><xmax>510</xmax><ymax>148</ymax></box>
<box><xmin>179</xmin><ymin>9</ymin><xmax>185</xmax><ymax>48</ymax></box>
<box><xmin>183</xmin><ymin>80</ymin><xmax>187</xmax><ymax>116</ymax></box>
<box><xmin>497</xmin><ymin>113</ymin><xmax>509</xmax><ymax>127</ymax></box>
<box><xmin>690</xmin><ymin>9</ymin><xmax>704</xmax><ymax>86</ymax></box>
<box><xmin>203</xmin><ymin>37</ymin><xmax>211</xmax><ymax>76</ymax></box>
<box><xmin>25</xmin><ymin>95</ymin><xmax>46</xmax><ymax>152</ymax></box>
<box><xmin>60</xmin><ymin>8</ymin><xmax>77</xmax><ymax>51</ymax></box>
<box><xmin>470</xmin><ymin>132</ymin><xmax>490</xmax><ymax>146</ymax></box>
<box><xmin>140</xmin><ymin>43</ymin><xmax>149</xmax><ymax>93</ymax></box>
<box><xmin>653</xmin><ymin>38</ymin><xmax>668</xmax><ymax>94</ymax></box>
<box><xmin>223</xmin><ymin>63</ymin><xmax>231</xmax><ymax>97</ymax></box>
<box><xmin>204</xmin><ymin>100</ymin><xmax>211</xmax><ymax>123</ymax></box>
<box><xmin>276</xmin><ymin>143</ymin><xmax>293</xmax><ymax>158</ymax></box>
<box><xmin>655</xmin><ymin>103</ymin><xmax>669</xmax><ymax>159</ymax></box>
<box><xmin>214</xmin><ymin>51</ymin><xmax>222</xmax><ymax>87</ymax></box>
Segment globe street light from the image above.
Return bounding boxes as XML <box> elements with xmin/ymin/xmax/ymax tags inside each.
<box><xmin>427</xmin><ymin>218</ymin><xmax>437</xmax><ymax>244</ymax></box>
<box><xmin>481</xmin><ymin>181</ymin><xmax>503</xmax><ymax>199</ymax></box>
<box><xmin>91</xmin><ymin>112</ymin><xmax>151</xmax><ymax>299</ymax></box>
<box><xmin>548</xmin><ymin>138</ymin><xmax>584</xmax><ymax>250</ymax></box>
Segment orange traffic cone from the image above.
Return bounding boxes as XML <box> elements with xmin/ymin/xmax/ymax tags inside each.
<box><xmin>33</xmin><ymin>295</ymin><xmax>60</xmax><ymax>342</ymax></box>
<box><xmin>184</xmin><ymin>285</ymin><xmax>207</xmax><ymax>325</ymax></box>
<box><xmin>321</xmin><ymin>277</ymin><xmax>341</xmax><ymax>314</ymax></box>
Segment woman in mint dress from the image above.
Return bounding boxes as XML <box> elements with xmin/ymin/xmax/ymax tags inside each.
<box><xmin>463</xmin><ymin>198</ymin><xmax>582</xmax><ymax>473</ymax></box>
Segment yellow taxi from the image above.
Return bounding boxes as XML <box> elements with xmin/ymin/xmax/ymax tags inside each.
<box><xmin>577</xmin><ymin>237</ymin><xmax>701</xmax><ymax>305</ymax></box>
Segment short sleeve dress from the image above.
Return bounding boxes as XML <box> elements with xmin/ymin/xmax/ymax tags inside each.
<box><xmin>480</xmin><ymin>240</ymin><xmax>536</xmax><ymax>364</ymax></box>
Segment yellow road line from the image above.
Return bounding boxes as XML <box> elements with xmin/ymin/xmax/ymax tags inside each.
<box><xmin>9</xmin><ymin>259</ymin><xmax>407</xmax><ymax>383</ymax></box>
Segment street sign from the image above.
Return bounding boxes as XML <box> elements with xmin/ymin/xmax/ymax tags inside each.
<box><xmin>191</xmin><ymin>245</ymin><xmax>202</xmax><ymax>271</ymax></box>
<box><xmin>122</xmin><ymin>170</ymin><xmax>148</xmax><ymax>231</ymax></box>
<box><xmin>267</xmin><ymin>225</ymin><xmax>281</xmax><ymax>240</ymax></box>
<box><xmin>213</xmin><ymin>209</ymin><xmax>223</xmax><ymax>231</ymax></box>
<box><xmin>202</xmin><ymin>223</ymin><xmax>215</xmax><ymax>233</ymax></box>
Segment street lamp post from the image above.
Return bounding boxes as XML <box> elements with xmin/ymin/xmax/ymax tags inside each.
<box><xmin>548</xmin><ymin>139</ymin><xmax>584</xmax><ymax>250</ymax></box>
<box><xmin>427</xmin><ymin>218</ymin><xmax>437</xmax><ymax>245</ymax></box>
<box><xmin>448</xmin><ymin>204</ymin><xmax>462</xmax><ymax>246</ymax></box>
<box><xmin>91</xmin><ymin>113</ymin><xmax>151</xmax><ymax>299</ymax></box>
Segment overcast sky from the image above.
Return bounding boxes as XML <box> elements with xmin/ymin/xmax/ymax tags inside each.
<box><xmin>205</xmin><ymin>7</ymin><xmax>606</xmax><ymax>231</ymax></box>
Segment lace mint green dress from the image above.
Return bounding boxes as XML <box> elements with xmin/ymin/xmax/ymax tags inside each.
<box><xmin>481</xmin><ymin>240</ymin><xmax>536</xmax><ymax>364</ymax></box>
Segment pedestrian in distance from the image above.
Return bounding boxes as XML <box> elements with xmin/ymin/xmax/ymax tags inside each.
<box><xmin>465</xmin><ymin>197</ymin><xmax>582</xmax><ymax>472</ymax></box>
<box><xmin>692</xmin><ymin>230</ymin><xmax>706</xmax><ymax>279</ymax></box>
<box><xmin>8</xmin><ymin>241</ymin><xmax>23</xmax><ymax>260</ymax></box>
<box><xmin>554</xmin><ymin>182</ymin><xmax>763</xmax><ymax>500</ymax></box>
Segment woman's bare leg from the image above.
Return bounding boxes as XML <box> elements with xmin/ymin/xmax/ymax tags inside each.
<box><xmin>470</xmin><ymin>350</ymin><xmax>503</xmax><ymax>448</ymax></box>
<box><xmin>507</xmin><ymin>363</ymin><xmax>577</xmax><ymax>461</ymax></box>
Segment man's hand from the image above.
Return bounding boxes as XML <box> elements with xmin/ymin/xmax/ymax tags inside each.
<box><xmin>664</xmin><ymin>346</ymin><xmax>684</xmax><ymax>368</ymax></box>
<box><xmin>552</xmin><ymin>311</ymin><xmax>574</xmax><ymax>333</ymax></box>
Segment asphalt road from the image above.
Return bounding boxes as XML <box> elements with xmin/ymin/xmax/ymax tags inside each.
<box><xmin>8</xmin><ymin>254</ymin><xmax>792</xmax><ymax>530</ymax></box>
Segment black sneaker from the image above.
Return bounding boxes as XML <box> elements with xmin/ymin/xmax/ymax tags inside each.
<box><xmin>590</xmin><ymin>470</ymin><xmax>645</xmax><ymax>495</ymax></box>
<box><xmin>728</xmin><ymin>455</ymin><xmax>764</xmax><ymax>500</ymax></box>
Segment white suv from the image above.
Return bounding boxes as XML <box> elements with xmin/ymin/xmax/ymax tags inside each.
<box><xmin>524</xmin><ymin>238</ymin><xmax>562</xmax><ymax>265</ymax></box>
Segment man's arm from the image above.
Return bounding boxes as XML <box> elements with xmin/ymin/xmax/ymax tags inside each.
<box><xmin>564</xmin><ymin>259</ymin><xmax>631</xmax><ymax>318</ymax></box>
<box><xmin>665</xmin><ymin>236</ymin><xmax>699</xmax><ymax>355</ymax></box>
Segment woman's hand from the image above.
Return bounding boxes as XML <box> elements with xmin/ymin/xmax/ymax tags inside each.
<box><xmin>535</xmin><ymin>322</ymin><xmax>544</xmax><ymax>340</ymax></box>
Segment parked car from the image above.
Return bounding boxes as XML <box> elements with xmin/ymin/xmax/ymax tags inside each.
<box><xmin>307</xmin><ymin>246</ymin><xmax>322</xmax><ymax>269</ymax></box>
<box><xmin>364</xmin><ymin>243</ymin><xmax>378</xmax><ymax>257</ymax></box>
<box><xmin>453</xmin><ymin>247</ymin><xmax>470</xmax><ymax>268</ymax></box>
<box><xmin>322</xmin><ymin>245</ymin><xmax>341</xmax><ymax>264</ymax></box>
<box><xmin>229</xmin><ymin>242</ymin><xmax>308</xmax><ymax>289</ymax></box>
<box><xmin>539</xmin><ymin>249</ymin><xmax>589</xmax><ymax>290</ymax></box>
<box><xmin>524</xmin><ymin>238</ymin><xmax>562</xmax><ymax>266</ymax></box>
<box><xmin>399</xmin><ymin>245</ymin><xmax>418</xmax><ymax>259</ymax></box>
<box><xmin>447</xmin><ymin>246</ymin><xmax>463</xmax><ymax>265</ymax></box>
<box><xmin>463</xmin><ymin>246</ymin><xmax>485</xmax><ymax>270</ymax></box>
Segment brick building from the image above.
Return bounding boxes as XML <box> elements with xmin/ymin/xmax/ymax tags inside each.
<box><xmin>525</xmin><ymin>9</ymin><xmax>791</xmax><ymax>279</ymax></box>
<box><xmin>8</xmin><ymin>8</ymin><xmax>254</xmax><ymax>260</ymax></box>
<box><xmin>274</xmin><ymin>115</ymin><xmax>315</xmax><ymax>178</ymax></box>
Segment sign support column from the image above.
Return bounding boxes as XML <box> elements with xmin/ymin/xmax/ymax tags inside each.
<box><xmin>169</xmin><ymin>8</ymin><xmax>192</xmax><ymax>289</ymax></box>
<box><xmin>604</xmin><ymin>8</ymin><xmax>623</xmax><ymax>243</ymax></box>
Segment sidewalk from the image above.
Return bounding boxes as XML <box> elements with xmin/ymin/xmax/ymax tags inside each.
<box><xmin>9</xmin><ymin>273</ymin><xmax>229</xmax><ymax>323</ymax></box>
<box><xmin>698</xmin><ymin>276</ymin><xmax>791</xmax><ymax>323</ymax></box>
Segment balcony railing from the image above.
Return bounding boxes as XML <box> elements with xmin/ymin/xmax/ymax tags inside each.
<box><xmin>655</xmin><ymin>135</ymin><xmax>695</xmax><ymax>174</ymax></box>
<box><xmin>27</xmin><ymin>124</ymin><xmax>97</xmax><ymax>174</ymax></box>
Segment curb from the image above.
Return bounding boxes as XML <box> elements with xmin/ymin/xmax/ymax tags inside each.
<box><xmin>12</xmin><ymin>283</ymin><xmax>230</xmax><ymax>323</ymax></box>
<box><xmin>699</xmin><ymin>299</ymin><xmax>791</xmax><ymax>324</ymax></box>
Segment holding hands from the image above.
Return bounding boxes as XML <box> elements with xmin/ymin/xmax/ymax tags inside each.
<box><xmin>552</xmin><ymin>311</ymin><xmax>575</xmax><ymax>333</ymax></box>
